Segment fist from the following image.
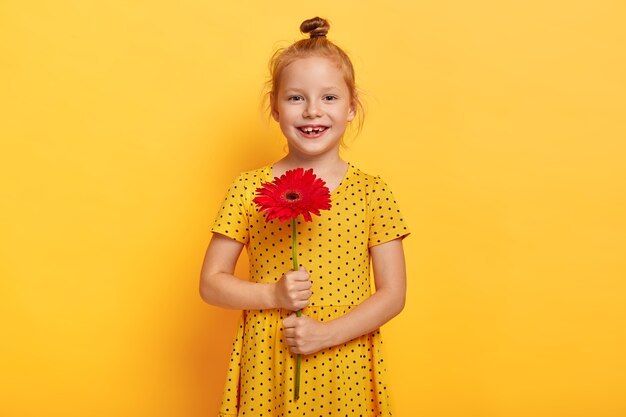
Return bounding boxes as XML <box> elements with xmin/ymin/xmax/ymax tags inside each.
<box><xmin>274</xmin><ymin>265</ymin><xmax>312</xmax><ymax>311</ymax></box>
<box><xmin>282</xmin><ymin>313</ymin><xmax>331</xmax><ymax>355</ymax></box>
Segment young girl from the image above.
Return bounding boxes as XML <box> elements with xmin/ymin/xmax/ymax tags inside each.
<box><xmin>200</xmin><ymin>16</ymin><xmax>410</xmax><ymax>416</ymax></box>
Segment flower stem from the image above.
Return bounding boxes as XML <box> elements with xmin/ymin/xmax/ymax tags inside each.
<box><xmin>292</xmin><ymin>217</ymin><xmax>301</xmax><ymax>401</ymax></box>
<box><xmin>292</xmin><ymin>218</ymin><xmax>298</xmax><ymax>271</ymax></box>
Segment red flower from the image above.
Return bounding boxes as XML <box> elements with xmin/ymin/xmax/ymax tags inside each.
<box><xmin>253</xmin><ymin>168</ymin><xmax>332</xmax><ymax>222</ymax></box>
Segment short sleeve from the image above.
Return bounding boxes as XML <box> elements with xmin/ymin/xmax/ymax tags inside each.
<box><xmin>210</xmin><ymin>173</ymin><xmax>250</xmax><ymax>244</ymax></box>
<box><xmin>368</xmin><ymin>177</ymin><xmax>411</xmax><ymax>248</ymax></box>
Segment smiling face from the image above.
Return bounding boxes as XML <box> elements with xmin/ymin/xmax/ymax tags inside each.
<box><xmin>271</xmin><ymin>56</ymin><xmax>356</xmax><ymax>160</ymax></box>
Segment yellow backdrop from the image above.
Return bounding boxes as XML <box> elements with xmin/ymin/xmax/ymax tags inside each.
<box><xmin>1</xmin><ymin>1</ymin><xmax>625</xmax><ymax>416</ymax></box>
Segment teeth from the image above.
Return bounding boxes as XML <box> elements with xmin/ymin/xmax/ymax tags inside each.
<box><xmin>302</xmin><ymin>127</ymin><xmax>325</xmax><ymax>133</ymax></box>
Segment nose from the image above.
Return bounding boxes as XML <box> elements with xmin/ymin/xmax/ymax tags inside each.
<box><xmin>303</xmin><ymin>101</ymin><xmax>322</xmax><ymax>118</ymax></box>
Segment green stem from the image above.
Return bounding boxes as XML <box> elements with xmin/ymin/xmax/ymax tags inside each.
<box><xmin>292</xmin><ymin>218</ymin><xmax>302</xmax><ymax>401</ymax></box>
<box><xmin>292</xmin><ymin>218</ymin><xmax>298</xmax><ymax>271</ymax></box>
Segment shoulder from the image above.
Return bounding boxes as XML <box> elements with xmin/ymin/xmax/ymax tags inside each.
<box><xmin>349</xmin><ymin>164</ymin><xmax>393</xmax><ymax>190</ymax></box>
<box><xmin>349</xmin><ymin>164</ymin><xmax>405</xmax><ymax>213</ymax></box>
<box><xmin>241</xmin><ymin>164</ymin><xmax>270</xmax><ymax>179</ymax></box>
<box><xmin>227</xmin><ymin>165</ymin><xmax>270</xmax><ymax>188</ymax></box>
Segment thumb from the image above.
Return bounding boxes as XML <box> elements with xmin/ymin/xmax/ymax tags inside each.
<box><xmin>298</xmin><ymin>265</ymin><xmax>307</xmax><ymax>272</ymax></box>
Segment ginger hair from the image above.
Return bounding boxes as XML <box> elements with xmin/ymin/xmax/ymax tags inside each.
<box><xmin>264</xmin><ymin>17</ymin><xmax>365</xmax><ymax>143</ymax></box>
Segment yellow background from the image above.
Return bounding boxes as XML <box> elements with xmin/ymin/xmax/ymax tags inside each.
<box><xmin>1</xmin><ymin>1</ymin><xmax>625</xmax><ymax>416</ymax></box>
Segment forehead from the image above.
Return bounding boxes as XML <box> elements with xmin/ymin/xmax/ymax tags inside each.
<box><xmin>279</xmin><ymin>56</ymin><xmax>348</xmax><ymax>90</ymax></box>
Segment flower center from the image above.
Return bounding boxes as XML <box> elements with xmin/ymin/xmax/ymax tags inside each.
<box><xmin>285</xmin><ymin>191</ymin><xmax>301</xmax><ymax>201</ymax></box>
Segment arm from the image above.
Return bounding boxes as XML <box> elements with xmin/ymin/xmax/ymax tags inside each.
<box><xmin>282</xmin><ymin>237</ymin><xmax>407</xmax><ymax>355</ymax></box>
<box><xmin>199</xmin><ymin>232</ymin><xmax>312</xmax><ymax>310</ymax></box>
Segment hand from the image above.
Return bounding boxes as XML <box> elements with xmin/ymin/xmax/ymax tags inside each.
<box><xmin>273</xmin><ymin>265</ymin><xmax>312</xmax><ymax>311</ymax></box>
<box><xmin>282</xmin><ymin>313</ymin><xmax>333</xmax><ymax>355</ymax></box>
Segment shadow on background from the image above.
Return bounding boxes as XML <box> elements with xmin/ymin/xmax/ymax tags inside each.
<box><xmin>186</xmin><ymin>123</ymin><xmax>281</xmax><ymax>414</ymax></box>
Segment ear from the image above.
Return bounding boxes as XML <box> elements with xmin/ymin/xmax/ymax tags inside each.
<box><xmin>270</xmin><ymin>93</ymin><xmax>279</xmax><ymax>122</ymax></box>
<box><xmin>347</xmin><ymin>96</ymin><xmax>357</xmax><ymax>122</ymax></box>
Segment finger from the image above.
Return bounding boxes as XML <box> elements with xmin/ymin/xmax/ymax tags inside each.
<box><xmin>284</xmin><ymin>271</ymin><xmax>307</xmax><ymax>282</ymax></box>
<box><xmin>293</xmin><ymin>341</ymin><xmax>311</xmax><ymax>354</ymax></box>
<box><xmin>295</xmin><ymin>289</ymin><xmax>312</xmax><ymax>300</ymax></box>
<box><xmin>290</xmin><ymin>272</ymin><xmax>310</xmax><ymax>282</ymax></box>
<box><xmin>282</xmin><ymin>314</ymin><xmax>297</xmax><ymax>327</ymax></box>
<box><xmin>292</xmin><ymin>281</ymin><xmax>312</xmax><ymax>291</ymax></box>
<box><xmin>295</xmin><ymin>280</ymin><xmax>312</xmax><ymax>289</ymax></box>
<box><xmin>283</xmin><ymin>328</ymin><xmax>295</xmax><ymax>338</ymax></box>
<box><xmin>289</xmin><ymin>265</ymin><xmax>307</xmax><ymax>274</ymax></box>
<box><xmin>293</xmin><ymin>265</ymin><xmax>310</xmax><ymax>277</ymax></box>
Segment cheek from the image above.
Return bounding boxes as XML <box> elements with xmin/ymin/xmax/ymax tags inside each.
<box><xmin>281</xmin><ymin>108</ymin><xmax>302</xmax><ymax>124</ymax></box>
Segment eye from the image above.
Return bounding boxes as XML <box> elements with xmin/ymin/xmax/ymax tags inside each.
<box><xmin>288</xmin><ymin>95</ymin><xmax>304</xmax><ymax>102</ymax></box>
<box><xmin>323</xmin><ymin>95</ymin><xmax>338</xmax><ymax>101</ymax></box>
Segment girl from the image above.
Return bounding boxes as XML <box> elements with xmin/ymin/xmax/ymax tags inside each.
<box><xmin>200</xmin><ymin>16</ymin><xmax>410</xmax><ymax>416</ymax></box>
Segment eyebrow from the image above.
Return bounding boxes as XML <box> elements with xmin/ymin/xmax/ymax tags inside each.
<box><xmin>283</xmin><ymin>87</ymin><xmax>342</xmax><ymax>93</ymax></box>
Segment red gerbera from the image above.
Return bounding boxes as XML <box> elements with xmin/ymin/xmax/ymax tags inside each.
<box><xmin>253</xmin><ymin>167</ymin><xmax>332</xmax><ymax>222</ymax></box>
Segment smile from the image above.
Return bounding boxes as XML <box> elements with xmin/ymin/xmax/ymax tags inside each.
<box><xmin>297</xmin><ymin>126</ymin><xmax>328</xmax><ymax>138</ymax></box>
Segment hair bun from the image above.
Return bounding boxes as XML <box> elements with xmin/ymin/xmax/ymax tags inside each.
<box><xmin>300</xmin><ymin>16</ymin><xmax>330</xmax><ymax>38</ymax></box>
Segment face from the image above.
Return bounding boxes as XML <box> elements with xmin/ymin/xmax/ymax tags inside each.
<box><xmin>271</xmin><ymin>56</ymin><xmax>356</xmax><ymax>159</ymax></box>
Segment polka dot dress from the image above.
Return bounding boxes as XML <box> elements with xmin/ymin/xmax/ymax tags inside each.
<box><xmin>211</xmin><ymin>162</ymin><xmax>410</xmax><ymax>416</ymax></box>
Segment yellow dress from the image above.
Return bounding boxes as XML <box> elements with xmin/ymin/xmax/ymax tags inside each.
<box><xmin>211</xmin><ymin>162</ymin><xmax>410</xmax><ymax>417</ymax></box>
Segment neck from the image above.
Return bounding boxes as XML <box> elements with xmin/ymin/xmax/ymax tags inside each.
<box><xmin>279</xmin><ymin>153</ymin><xmax>346</xmax><ymax>173</ymax></box>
